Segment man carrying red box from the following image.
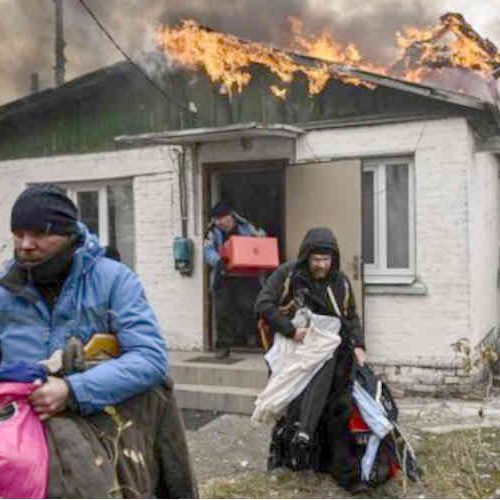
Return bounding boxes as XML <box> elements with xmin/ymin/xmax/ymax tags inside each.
<box><xmin>204</xmin><ymin>202</ymin><xmax>266</xmax><ymax>359</ymax></box>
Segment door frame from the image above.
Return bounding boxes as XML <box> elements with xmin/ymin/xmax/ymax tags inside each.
<box><xmin>201</xmin><ymin>159</ymin><xmax>288</xmax><ymax>351</ymax></box>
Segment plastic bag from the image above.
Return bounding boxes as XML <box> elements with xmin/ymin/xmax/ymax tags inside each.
<box><xmin>0</xmin><ymin>382</ymin><xmax>49</xmax><ymax>498</ymax></box>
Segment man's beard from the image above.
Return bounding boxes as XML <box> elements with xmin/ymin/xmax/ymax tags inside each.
<box><xmin>310</xmin><ymin>269</ymin><xmax>330</xmax><ymax>281</ymax></box>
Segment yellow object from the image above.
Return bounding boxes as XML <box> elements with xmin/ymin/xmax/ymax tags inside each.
<box><xmin>83</xmin><ymin>333</ymin><xmax>120</xmax><ymax>360</ymax></box>
<box><xmin>258</xmin><ymin>318</ymin><xmax>271</xmax><ymax>352</ymax></box>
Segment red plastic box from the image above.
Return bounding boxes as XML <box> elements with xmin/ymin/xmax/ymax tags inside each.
<box><xmin>220</xmin><ymin>236</ymin><xmax>279</xmax><ymax>276</ymax></box>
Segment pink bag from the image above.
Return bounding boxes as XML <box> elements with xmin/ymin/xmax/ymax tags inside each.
<box><xmin>0</xmin><ymin>382</ymin><xmax>49</xmax><ymax>499</ymax></box>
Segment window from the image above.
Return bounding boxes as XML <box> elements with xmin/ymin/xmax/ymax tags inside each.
<box><xmin>64</xmin><ymin>180</ymin><xmax>135</xmax><ymax>269</ymax></box>
<box><xmin>362</xmin><ymin>158</ymin><xmax>415</xmax><ymax>284</ymax></box>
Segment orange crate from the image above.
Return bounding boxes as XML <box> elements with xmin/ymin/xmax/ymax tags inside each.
<box><xmin>221</xmin><ymin>236</ymin><xmax>279</xmax><ymax>275</ymax></box>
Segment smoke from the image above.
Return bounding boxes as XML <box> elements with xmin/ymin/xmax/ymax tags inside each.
<box><xmin>0</xmin><ymin>0</ymin><xmax>166</xmax><ymax>104</ymax></box>
<box><xmin>0</xmin><ymin>0</ymin><xmax>498</xmax><ymax>105</ymax></box>
<box><xmin>156</xmin><ymin>0</ymin><xmax>442</xmax><ymax>62</ymax></box>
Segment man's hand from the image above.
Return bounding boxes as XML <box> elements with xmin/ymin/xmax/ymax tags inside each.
<box><xmin>217</xmin><ymin>259</ymin><xmax>227</xmax><ymax>276</ymax></box>
<box><xmin>293</xmin><ymin>327</ymin><xmax>309</xmax><ymax>343</ymax></box>
<box><xmin>354</xmin><ymin>347</ymin><xmax>367</xmax><ymax>366</ymax></box>
<box><xmin>29</xmin><ymin>376</ymin><xmax>69</xmax><ymax>421</ymax></box>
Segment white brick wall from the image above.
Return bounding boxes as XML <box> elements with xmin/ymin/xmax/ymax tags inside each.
<box><xmin>469</xmin><ymin>151</ymin><xmax>500</xmax><ymax>348</ymax></box>
<box><xmin>297</xmin><ymin>117</ymin><xmax>497</xmax><ymax>369</ymax></box>
<box><xmin>134</xmin><ymin>170</ymin><xmax>204</xmax><ymax>350</ymax></box>
<box><xmin>0</xmin><ymin>147</ymin><xmax>205</xmax><ymax>350</ymax></box>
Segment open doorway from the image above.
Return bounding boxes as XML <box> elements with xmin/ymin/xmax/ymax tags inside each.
<box><xmin>204</xmin><ymin>160</ymin><xmax>286</xmax><ymax>351</ymax></box>
<box><xmin>202</xmin><ymin>157</ymin><xmax>364</xmax><ymax>352</ymax></box>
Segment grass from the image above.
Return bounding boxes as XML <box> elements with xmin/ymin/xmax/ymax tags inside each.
<box><xmin>416</xmin><ymin>427</ymin><xmax>500</xmax><ymax>499</ymax></box>
<box><xmin>200</xmin><ymin>427</ymin><xmax>500</xmax><ymax>498</ymax></box>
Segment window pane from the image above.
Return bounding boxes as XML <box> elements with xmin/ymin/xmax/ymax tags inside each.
<box><xmin>77</xmin><ymin>191</ymin><xmax>99</xmax><ymax>236</ymax></box>
<box><xmin>107</xmin><ymin>183</ymin><xmax>135</xmax><ymax>269</ymax></box>
<box><xmin>362</xmin><ymin>171</ymin><xmax>375</xmax><ymax>264</ymax></box>
<box><xmin>386</xmin><ymin>164</ymin><xmax>409</xmax><ymax>268</ymax></box>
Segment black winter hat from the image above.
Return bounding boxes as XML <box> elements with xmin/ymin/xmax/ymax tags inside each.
<box><xmin>11</xmin><ymin>184</ymin><xmax>78</xmax><ymax>236</ymax></box>
<box><xmin>297</xmin><ymin>227</ymin><xmax>340</xmax><ymax>271</ymax></box>
<box><xmin>211</xmin><ymin>201</ymin><xmax>232</xmax><ymax>218</ymax></box>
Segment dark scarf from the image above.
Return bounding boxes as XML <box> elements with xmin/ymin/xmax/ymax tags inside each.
<box><xmin>2</xmin><ymin>239</ymin><xmax>78</xmax><ymax>308</ymax></box>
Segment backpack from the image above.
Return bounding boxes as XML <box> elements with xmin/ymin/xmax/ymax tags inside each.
<box><xmin>329</xmin><ymin>364</ymin><xmax>419</xmax><ymax>489</ymax></box>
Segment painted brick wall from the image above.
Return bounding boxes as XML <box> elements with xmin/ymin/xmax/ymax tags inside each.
<box><xmin>134</xmin><ymin>170</ymin><xmax>204</xmax><ymax>350</ymax></box>
<box><xmin>297</xmin><ymin>117</ymin><xmax>487</xmax><ymax>368</ymax></box>
<box><xmin>0</xmin><ymin>146</ymin><xmax>205</xmax><ymax>350</ymax></box>
<box><xmin>469</xmin><ymin>151</ymin><xmax>500</xmax><ymax>351</ymax></box>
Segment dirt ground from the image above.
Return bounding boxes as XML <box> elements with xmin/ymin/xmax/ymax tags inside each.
<box><xmin>184</xmin><ymin>390</ymin><xmax>500</xmax><ymax>498</ymax></box>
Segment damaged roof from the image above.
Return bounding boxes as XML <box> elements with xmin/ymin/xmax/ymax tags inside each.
<box><xmin>1</xmin><ymin>50</ymin><xmax>499</xmax><ymax>160</ymax></box>
<box><xmin>0</xmin><ymin>53</ymin><xmax>493</xmax><ymax>123</ymax></box>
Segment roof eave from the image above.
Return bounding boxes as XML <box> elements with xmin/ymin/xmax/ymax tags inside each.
<box><xmin>328</xmin><ymin>64</ymin><xmax>489</xmax><ymax>111</ymax></box>
<box><xmin>114</xmin><ymin>122</ymin><xmax>305</xmax><ymax>147</ymax></box>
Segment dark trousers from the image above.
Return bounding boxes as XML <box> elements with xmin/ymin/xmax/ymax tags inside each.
<box><xmin>287</xmin><ymin>356</ymin><xmax>337</xmax><ymax>436</ymax></box>
<box><xmin>268</xmin><ymin>342</ymin><xmax>356</xmax><ymax>475</ymax></box>
<box><xmin>214</xmin><ymin>277</ymin><xmax>260</xmax><ymax>349</ymax></box>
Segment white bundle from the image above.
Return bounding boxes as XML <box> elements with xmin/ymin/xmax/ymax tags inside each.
<box><xmin>252</xmin><ymin>309</ymin><xmax>341</xmax><ymax>424</ymax></box>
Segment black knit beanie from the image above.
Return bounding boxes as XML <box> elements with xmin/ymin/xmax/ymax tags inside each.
<box><xmin>211</xmin><ymin>201</ymin><xmax>232</xmax><ymax>218</ymax></box>
<box><xmin>11</xmin><ymin>184</ymin><xmax>78</xmax><ymax>236</ymax></box>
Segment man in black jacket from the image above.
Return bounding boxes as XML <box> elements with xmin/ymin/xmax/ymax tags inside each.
<box><xmin>255</xmin><ymin>227</ymin><xmax>365</xmax><ymax>355</ymax></box>
<box><xmin>255</xmin><ymin>227</ymin><xmax>366</xmax><ymax>480</ymax></box>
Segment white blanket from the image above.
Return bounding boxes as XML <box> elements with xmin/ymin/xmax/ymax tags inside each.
<box><xmin>251</xmin><ymin>309</ymin><xmax>341</xmax><ymax>424</ymax></box>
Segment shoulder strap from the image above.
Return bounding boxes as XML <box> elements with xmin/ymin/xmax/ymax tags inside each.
<box><xmin>326</xmin><ymin>285</ymin><xmax>343</xmax><ymax>318</ymax></box>
<box><xmin>343</xmin><ymin>279</ymin><xmax>350</xmax><ymax>314</ymax></box>
<box><xmin>280</xmin><ymin>273</ymin><xmax>292</xmax><ymax>304</ymax></box>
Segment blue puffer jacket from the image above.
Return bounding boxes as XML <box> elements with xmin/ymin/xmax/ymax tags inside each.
<box><xmin>0</xmin><ymin>223</ymin><xmax>168</xmax><ymax>415</ymax></box>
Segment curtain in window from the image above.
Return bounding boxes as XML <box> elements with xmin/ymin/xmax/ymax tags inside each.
<box><xmin>77</xmin><ymin>191</ymin><xmax>99</xmax><ymax>237</ymax></box>
<box><xmin>108</xmin><ymin>183</ymin><xmax>135</xmax><ymax>269</ymax></box>
<box><xmin>386</xmin><ymin>164</ymin><xmax>409</xmax><ymax>269</ymax></box>
<box><xmin>362</xmin><ymin>171</ymin><xmax>375</xmax><ymax>265</ymax></box>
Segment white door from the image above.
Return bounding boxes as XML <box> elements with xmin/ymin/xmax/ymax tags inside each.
<box><xmin>285</xmin><ymin>159</ymin><xmax>363</xmax><ymax>316</ymax></box>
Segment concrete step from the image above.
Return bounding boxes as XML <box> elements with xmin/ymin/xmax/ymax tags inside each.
<box><xmin>170</xmin><ymin>352</ymin><xmax>268</xmax><ymax>389</ymax></box>
<box><xmin>171</xmin><ymin>362</ymin><xmax>267</xmax><ymax>389</ymax></box>
<box><xmin>175</xmin><ymin>383</ymin><xmax>260</xmax><ymax>415</ymax></box>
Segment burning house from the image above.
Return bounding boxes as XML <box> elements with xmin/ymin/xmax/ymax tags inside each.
<box><xmin>0</xmin><ymin>13</ymin><xmax>499</xmax><ymax>397</ymax></box>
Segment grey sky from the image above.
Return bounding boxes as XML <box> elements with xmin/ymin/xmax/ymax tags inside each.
<box><xmin>1</xmin><ymin>0</ymin><xmax>499</xmax><ymax>105</ymax></box>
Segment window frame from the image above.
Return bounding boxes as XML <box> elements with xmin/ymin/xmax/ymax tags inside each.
<box><xmin>362</xmin><ymin>157</ymin><xmax>416</xmax><ymax>285</ymax></box>
<box><xmin>60</xmin><ymin>179</ymin><xmax>135</xmax><ymax>268</ymax></box>
<box><xmin>66</xmin><ymin>182</ymin><xmax>110</xmax><ymax>246</ymax></box>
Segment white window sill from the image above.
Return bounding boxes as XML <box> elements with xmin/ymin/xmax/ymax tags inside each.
<box><xmin>364</xmin><ymin>280</ymin><xmax>428</xmax><ymax>296</ymax></box>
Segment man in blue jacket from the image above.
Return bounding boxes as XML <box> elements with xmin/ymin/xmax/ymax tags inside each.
<box><xmin>0</xmin><ymin>184</ymin><xmax>196</xmax><ymax>497</ymax></box>
<box><xmin>0</xmin><ymin>184</ymin><xmax>168</xmax><ymax>416</ymax></box>
<box><xmin>204</xmin><ymin>202</ymin><xmax>265</xmax><ymax>358</ymax></box>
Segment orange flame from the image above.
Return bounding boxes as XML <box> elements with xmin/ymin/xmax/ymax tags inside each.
<box><xmin>270</xmin><ymin>85</ymin><xmax>288</xmax><ymax>100</ymax></box>
<box><xmin>287</xmin><ymin>17</ymin><xmax>387</xmax><ymax>76</ymax></box>
<box><xmin>396</xmin><ymin>13</ymin><xmax>500</xmax><ymax>81</ymax></box>
<box><xmin>155</xmin><ymin>20</ymin><xmax>372</xmax><ymax>97</ymax></box>
<box><xmin>155</xmin><ymin>13</ymin><xmax>500</xmax><ymax>99</ymax></box>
